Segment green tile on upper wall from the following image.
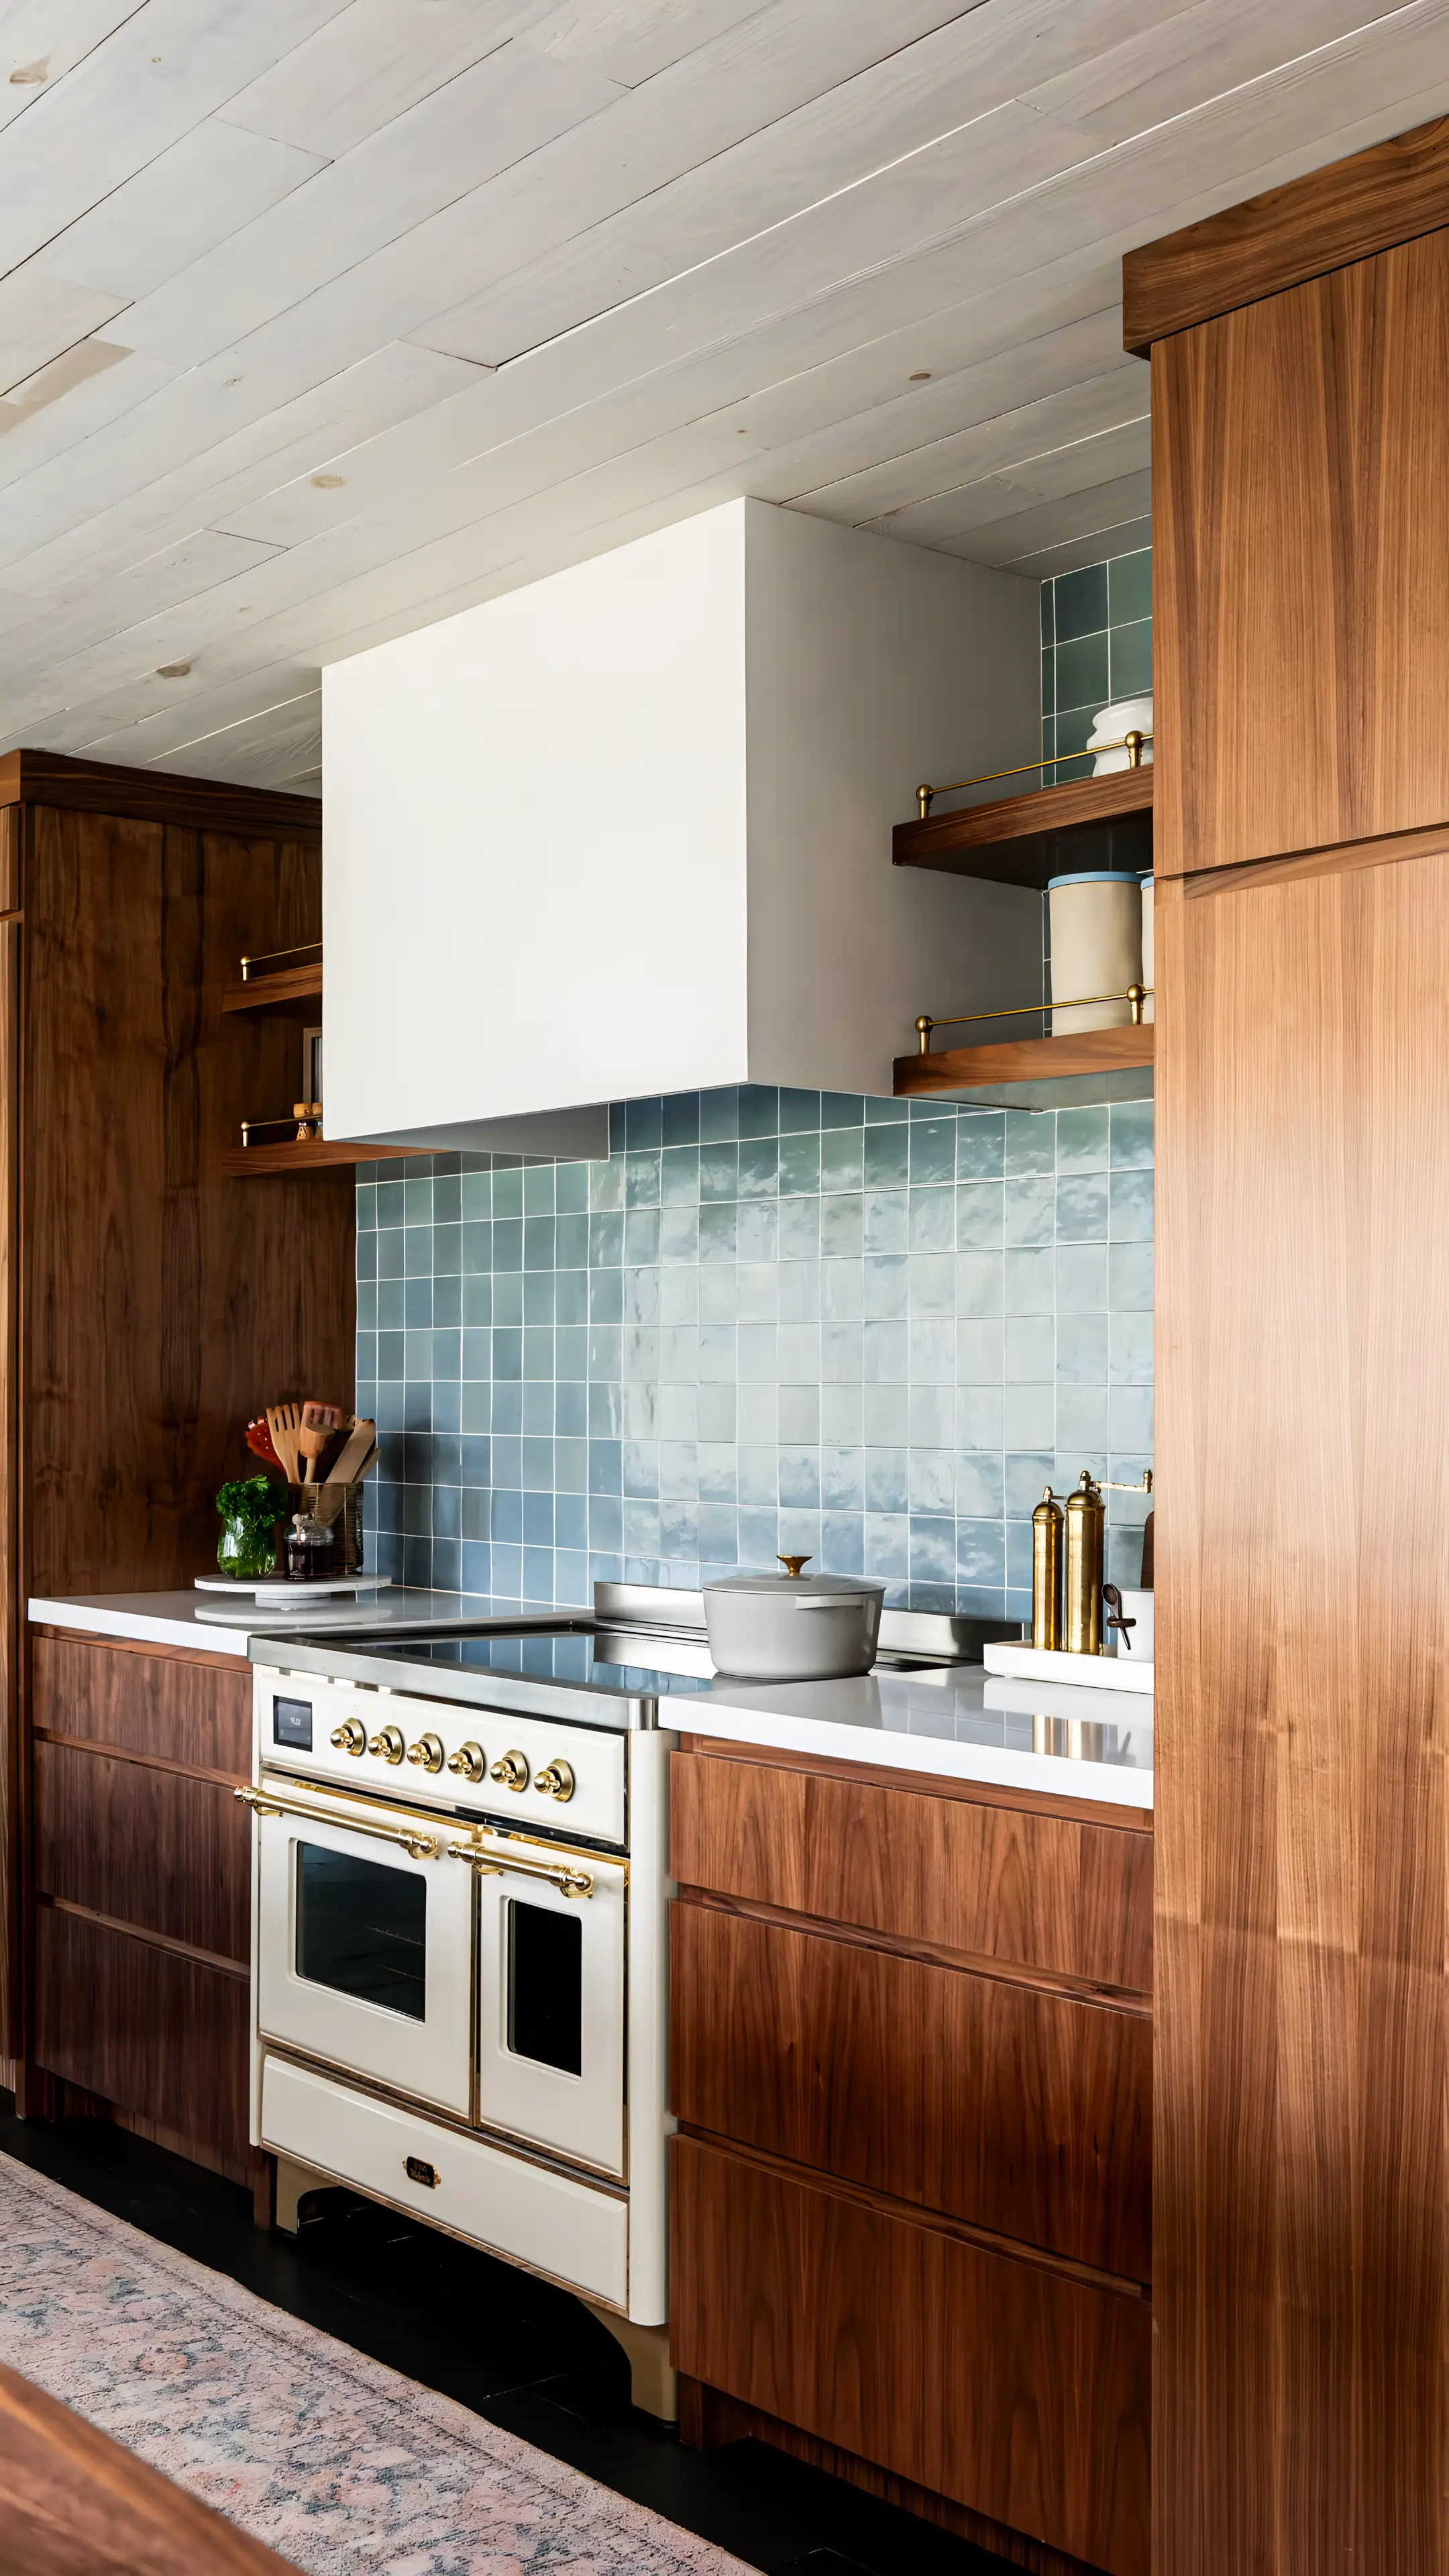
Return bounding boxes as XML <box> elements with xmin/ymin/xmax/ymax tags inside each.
<box><xmin>1053</xmin><ymin>630</ymin><xmax>1110</xmax><ymax>716</ymax></box>
<box><xmin>1108</xmin><ymin>547</ymin><xmax>1152</xmax><ymax>628</ymax></box>
<box><xmin>1109</xmin><ymin>616</ymin><xmax>1153</xmax><ymax>699</ymax></box>
<box><xmin>1053</xmin><ymin>561</ymin><xmax>1108</xmax><ymax>641</ymax></box>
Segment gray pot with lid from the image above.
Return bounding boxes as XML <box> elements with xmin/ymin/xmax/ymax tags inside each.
<box><xmin>702</xmin><ymin>1556</ymin><xmax>885</xmax><ymax>1681</ymax></box>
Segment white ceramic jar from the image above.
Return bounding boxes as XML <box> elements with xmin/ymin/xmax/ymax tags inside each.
<box><xmin>1048</xmin><ymin>871</ymin><xmax>1144</xmax><ymax>1033</ymax></box>
<box><xmin>1087</xmin><ymin>694</ymin><xmax>1154</xmax><ymax>773</ymax></box>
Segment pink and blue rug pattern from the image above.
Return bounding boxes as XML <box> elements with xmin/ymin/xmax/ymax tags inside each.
<box><xmin>0</xmin><ymin>2151</ymin><xmax>752</xmax><ymax>2575</ymax></box>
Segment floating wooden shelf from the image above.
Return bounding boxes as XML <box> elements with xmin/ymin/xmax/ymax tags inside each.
<box><xmin>221</xmin><ymin>961</ymin><xmax>323</xmax><ymax>1018</ymax></box>
<box><xmin>894</xmin><ymin>765</ymin><xmax>1153</xmax><ymax>887</ymax></box>
<box><xmin>896</xmin><ymin>1022</ymin><xmax>1154</xmax><ymax>1097</ymax></box>
<box><xmin>221</xmin><ymin>1137</ymin><xmax>415</xmax><ymax>1177</ymax></box>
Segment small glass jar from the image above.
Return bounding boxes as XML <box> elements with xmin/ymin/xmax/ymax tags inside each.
<box><xmin>286</xmin><ymin>1511</ymin><xmax>336</xmax><ymax>1582</ymax></box>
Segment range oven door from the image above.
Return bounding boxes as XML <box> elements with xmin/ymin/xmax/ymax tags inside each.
<box><xmin>252</xmin><ymin>1782</ymin><xmax>473</xmax><ymax>2117</ymax></box>
<box><xmin>466</xmin><ymin>1833</ymin><xmax>627</xmax><ymax>2180</ymax></box>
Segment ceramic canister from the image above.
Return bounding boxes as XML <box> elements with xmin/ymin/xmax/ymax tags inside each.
<box><xmin>1048</xmin><ymin>871</ymin><xmax>1144</xmax><ymax>1033</ymax></box>
<box><xmin>1140</xmin><ymin>875</ymin><xmax>1155</xmax><ymax>1022</ymax></box>
<box><xmin>1087</xmin><ymin>694</ymin><xmax>1154</xmax><ymax>773</ymax></box>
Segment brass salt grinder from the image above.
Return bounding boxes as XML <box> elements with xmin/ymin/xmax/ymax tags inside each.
<box><xmin>1032</xmin><ymin>1487</ymin><xmax>1064</xmax><ymax>1648</ymax></box>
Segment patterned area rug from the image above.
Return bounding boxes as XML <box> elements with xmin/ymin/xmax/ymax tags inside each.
<box><xmin>0</xmin><ymin>2152</ymin><xmax>753</xmax><ymax>2575</ymax></box>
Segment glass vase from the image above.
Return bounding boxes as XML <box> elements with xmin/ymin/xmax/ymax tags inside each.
<box><xmin>217</xmin><ymin>1514</ymin><xmax>278</xmax><ymax>1580</ymax></box>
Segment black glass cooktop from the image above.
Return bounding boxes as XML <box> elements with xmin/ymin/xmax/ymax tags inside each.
<box><xmin>336</xmin><ymin>1627</ymin><xmax>720</xmax><ymax>1699</ymax></box>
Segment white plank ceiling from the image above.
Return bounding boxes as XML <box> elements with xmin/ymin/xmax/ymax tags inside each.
<box><xmin>0</xmin><ymin>0</ymin><xmax>1442</xmax><ymax>792</ymax></box>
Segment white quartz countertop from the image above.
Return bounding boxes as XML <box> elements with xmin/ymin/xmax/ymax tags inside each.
<box><xmin>27</xmin><ymin>1587</ymin><xmax>552</xmax><ymax>1658</ymax></box>
<box><xmin>28</xmin><ymin>1590</ymin><xmax>1152</xmax><ymax>1809</ymax></box>
<box><xmin>675</xmin><ymin>1664</ymin><xmax>1152</xmax><ymax>1809</ymax></box>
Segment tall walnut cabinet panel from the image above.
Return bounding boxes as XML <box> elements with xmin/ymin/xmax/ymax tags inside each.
<box><xmin>1126</xmin><ymin>118</ymin><xmax>1449</xmax><ymax>2575</ymax></box>
<box><xmin>0</xmin><ymin>752</ymin><xmax>353</xmax><ymax>2185</ymax></box>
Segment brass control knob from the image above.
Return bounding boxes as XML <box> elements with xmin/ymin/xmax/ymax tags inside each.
<box><xmin>330</xmin><ymin>1717</ymin><xmax>367</xmax><ymax>1756</ymax></box>
<box><xmin>406</xmin><ymin>1732</ymin><xmax>445</xmax><ymax>1774</ymax></box>
<box><xmin>534</xmin><ymin>1758</ymin><xmax>575</xmax><ymax>1803</ymax></box>
<box><xmin>367</xmin><ymin>1723</ymin><xmax>406</xmax><ymax>1765</ymax></box>
<box><xmin>446</xmin><ymin>1741</ymin><xmax>486</xmax><ymax>1784</ymax></box>
<box><xmin>490</xmin><ymin>1750</ymin><xmax>530</xmax><ymax>1792</ymax></box>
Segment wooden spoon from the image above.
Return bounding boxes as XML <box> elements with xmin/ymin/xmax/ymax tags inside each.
<box><xmin>297</xmin><ymin>1400</ymin><xmax>345</xmax><ymax>1483</ymax></box>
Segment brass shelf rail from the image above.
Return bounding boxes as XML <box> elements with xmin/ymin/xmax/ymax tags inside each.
<box><xmin>915</xmin><ymin>985</ymin><xmax>1154</xmax><ymax>1054</ymax></box>
<box><xmin>916</xmin><ymin>729</ymin><xmax>1152</xmax><ymax>820</ymax></box>
<box><xmin>239</xmin><ymin>938</ymin><xmax>323</xmax><ymax>983</ymax></box>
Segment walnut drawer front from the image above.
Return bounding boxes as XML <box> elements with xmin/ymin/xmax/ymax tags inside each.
<box><xmin>34</xmin><ymin>1741</ymin><xmax>251</xmax><ymax>1965</ymax></box>
<box><xmin>34</xmin><ymin>1906</ymin><xmax>250</xmax><ymax>2163</ymax></box>
<box><xmin>671</xmin><ymin>2132</ymin><xmax>1150</xmax><ymax>2576</ymax></box>
<box><xmin>32</xmin><ymin>1633</ymin><xmax>252</xmax><ymax>1774</ymax></box>
<box><xmin>669</xmin><ymin>1750</ymin><xmax>1152</xmax><ymax>1994</ymax></box>
<box><xmin>672</xmin><ymin>1898</ymin><xmax>1151</xmax><ymax>2282</ymax></box>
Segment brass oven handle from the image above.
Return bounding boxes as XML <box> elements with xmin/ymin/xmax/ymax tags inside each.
<box><xmin>445</xmin><ymin>1842</ymin><xmax>594</xmax><ymax>1900</ymax></box>
<box><xmin>234</xmin><ymin>1784</ymin><xmax>443</xmax><ymax>1862</ymax></box>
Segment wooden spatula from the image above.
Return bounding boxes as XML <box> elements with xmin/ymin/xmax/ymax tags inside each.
<box><xmin>324</xmin><ymin>1417</ymin><xmax>376</xmax><ymax>1488</ymax></box>
<box><xmin>298</xmin><ymin>1400</ymin><xmax>345</xmax><ymax>1483</ymax></box>
<box><xmin>266</xmin><ymin>1403</ymin><xmax>303</xmax><ymax>1484</ymax></box>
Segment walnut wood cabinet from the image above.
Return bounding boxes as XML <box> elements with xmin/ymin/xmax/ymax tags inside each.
<box><xmin>29</xmin><ymin>1629</ymin><xmax>256</xmax><ymax>2195</ymax></box>
<box><xmin>0</xmin><ymin>751</ymin><xmax>353</xmax><ymax>2149</ymax></box>
<box><xmin>669</xmin><ymin>1741</ymin><xmax>1153</xmax><ymax>2576</ymax></box>
<box><xmin>1124</xmin><ymin>115</ymin><xmax>1449</xmax><ymax>2576</ymax></box>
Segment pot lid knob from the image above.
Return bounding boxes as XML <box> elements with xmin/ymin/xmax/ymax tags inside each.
<box><xmin>777</xmin><ymin>1554</ymin><xmax>812</xmax><ymax>1579</ymax></box>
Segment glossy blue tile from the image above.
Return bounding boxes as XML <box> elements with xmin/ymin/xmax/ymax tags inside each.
<box><xmin>362</xmin><ymin>1065</ymin><xmax>1153</xmax><ymax>1615</ymax></box>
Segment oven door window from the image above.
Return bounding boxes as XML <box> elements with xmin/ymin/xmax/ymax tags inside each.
<box><xmin>297</xmin><ymin>1843</ymin><xmax>427</xmax><ymax>2021</ymax></box>
<box><xmin>474</xmin><ymin>1849</ymin><xmax>626</xmax><ymax>2175</ymax></box>
<box><xmin>507</xmin><ymin>1899</ymin><xmax>582</xmax><ymax>2074</ymax></box>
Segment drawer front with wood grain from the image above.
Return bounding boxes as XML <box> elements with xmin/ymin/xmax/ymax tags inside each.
<box><xmin>32</xmin><ymin>1633</ymin><xmax>251</xmax><ymax>1774</ymax></box>
<box><xmin>672</xmin><ymin>1898</ymin><xmax>1152</xmax><ymax>2281</ymax></box>
<box><xmin>672</xmin><ymin>2133</ymin><xmax>1150</xmax><ymax>2576</ymax></box>
<box><xmin>670</xmin><ymin>1750</ymin><xmax>1152</xmax><ymax>1994</ymax></box>
<box><xmin>34</xmin><ymin>1906</ymin><xmax>250</xmax><ymax>2163</ymax></box>
<box><xmin>33</xmin><ymin>1741</ymin><xmax>250</xmax><ymax>1965</ymax></box>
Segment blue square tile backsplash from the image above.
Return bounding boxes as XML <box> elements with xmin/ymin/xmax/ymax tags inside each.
<box><xmin>355</xmin><ymin>546</ymin><xmax>1154</xmax><ymax>1618</ymax></box>
<box><xmin>356</xmin><ymin>1089</ymin><xmax>1153</xmax><ymax>1620</ymax></box>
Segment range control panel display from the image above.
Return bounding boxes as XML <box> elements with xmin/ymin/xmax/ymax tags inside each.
<box><xmin>272</xmin><ymin>1694</ymin><xmax>314</xmax><ymax>1752</ymax></box>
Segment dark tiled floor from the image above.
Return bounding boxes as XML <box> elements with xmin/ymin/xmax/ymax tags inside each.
<box><xmin>0</xmin><ymin>2098</ymin><xmax>1010</xmax><ymax>2575</ymax></box>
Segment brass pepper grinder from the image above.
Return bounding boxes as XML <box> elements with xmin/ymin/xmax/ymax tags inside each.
<box><xmin>1064</xmin><ymin>1470</ymin><xmax>1107</xmax><ymax>1654</ymax></box>
<box><xmin>1031</xmin><ymin>1487</ymin><xmax>1063</xmax><ymax>1649</ymax></box>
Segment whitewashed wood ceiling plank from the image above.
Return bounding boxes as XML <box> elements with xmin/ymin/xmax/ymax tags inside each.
<box><xmin>944</xmin><ymin>469</ymin><xmax>1153</xmax><ymax>567</ymax></box>
<box><xmin>519</xmin><ymin>0</ymin><xmax>830</xmax><ymax>89</ymax></box>
<box><xmin>119</xmin><ymin>0</ymin><xmax>988</xmax><ymax>403</ymax></box>
<box><xmin>0</xmin><ymin>342</ymin><xmax>482</xmax><ymax>587</ymax></box>
<box><xmin>213</xmin><ymin>288</ymin><xmax>1122</xmax><ymax>553</ymax></box>
<box><xmin>48</xmin><ymin>659</ymin><xmax>323</xmax><ymax>759</ymax></box>
<box><xmin>867</xmin><ymin>417</ymin><xmax>1152</xmax><ymax>543</ymax></box>
<box><xmin>775</xmin><ymin>360</ymin><xmax>1147</xmax><ymax>525</ymax></box>
<box><xmin>40</xmin><ymin>117</ymin><xmax>325</xmax><ymax>301</ymax></box>
<box><xmin>119</xmin><ymin>42</ymin><xmax>626</xmax><ymax>369</ymax></box>
<box><xmin>0</xmin><ymin>269</ymin><xmax>127</xmax><ymax>395</ymax></box>
<box><xmin>219</xmin><ymin>0</ymin><xmax>563</xmax><ymax>159</ymax></box>
<box><xmin>1020</xmin><ymin>0</ymin><xmax>1410</xmax><ymax>146</ymax></box>
<box><xmin>1000</xmin><ymin>513</ymin><xmax>1151</xmax><ymax>579</ymax></box>
<box><xmin>414</xmin><ymin>0</ymin><xmax>1185</xmax><ymax>366</ymax></box>
<box><xmin>0</xmin><ymin>342</ymin><xmax>177</xmax><ymax>477</ymax></box>
<box><xmin>0</xmin><ymin>0</ymin><xmax>352</xmax><ymax>274</ymax></box>
<box><xmin>0</xmin><ymin>1</ymin><xmax>146</xmax><ymax>133</ymax></box>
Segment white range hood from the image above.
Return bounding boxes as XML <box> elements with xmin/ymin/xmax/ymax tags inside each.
<box><xmin>322</xmin><ymin>498</ymin><xmax>1040</xmax><ymax>1155</ymax></box>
